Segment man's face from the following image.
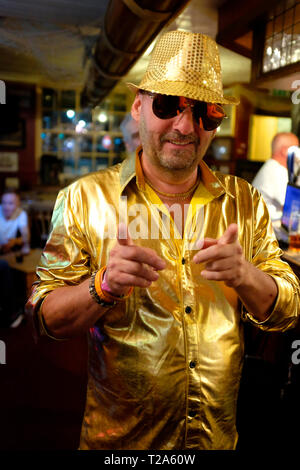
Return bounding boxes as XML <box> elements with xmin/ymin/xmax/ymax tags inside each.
<box><xmin>131</xmin><ymin>93</ymin><xmax>216</xmax><ymax>174</ymax></box>
<box><xmin>2</xmin><ymin>193</ymin><xmax>19</xmax><ymax>219</ymax></box>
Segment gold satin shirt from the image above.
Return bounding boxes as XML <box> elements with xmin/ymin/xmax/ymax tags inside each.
<box><xmin>27</xmin><ymin>150</ymin><xmax>300</xmax><ymax>450</ymax></box>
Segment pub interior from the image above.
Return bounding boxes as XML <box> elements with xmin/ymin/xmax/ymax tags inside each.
<box><xmin>0</xmin><ymin>0</ymin><xmax>299</xmax><ymax>451</ymax></box>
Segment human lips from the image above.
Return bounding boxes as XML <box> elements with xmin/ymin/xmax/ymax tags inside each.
<box><xmin>168</xmin><ymin>140</ymin><xmax>194</xmax><ymax>146</ymax></box>
<box><xmin>162</xmin><ymin>133</ymin><xmax>198</xmax><ymax>147</ymax></box>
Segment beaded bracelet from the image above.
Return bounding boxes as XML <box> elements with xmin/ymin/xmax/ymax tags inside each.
<box><xmin>89</xmin><ymin>271</ymin><xmax>116</xmax><ymax>308</ymax></box>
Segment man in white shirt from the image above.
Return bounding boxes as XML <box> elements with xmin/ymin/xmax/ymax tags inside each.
<box><xmin>252</xmin><ymin>132</ymin><xmax>299</xmax><ymax>223</ymax></box>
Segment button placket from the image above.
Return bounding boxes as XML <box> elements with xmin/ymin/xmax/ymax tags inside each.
<box><xmin>180</xmin><ymin>257</ymin><xmax>199</xmax><ymax>435</ymax></box>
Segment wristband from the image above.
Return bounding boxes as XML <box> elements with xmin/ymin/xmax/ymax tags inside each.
<box><xmin>96</xmin><ymin>266</ymin><xmax>134</xmax><ymax>302</ymax></box>
<box><xmin>101</xmin><ymin>270</ymin><xmax>114</xmax><ymax>294</ymax></box>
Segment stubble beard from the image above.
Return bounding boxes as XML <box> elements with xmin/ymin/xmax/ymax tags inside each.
<box><xmin>157</xmin><ymin>147</ymin><xmax>198</xmax><ymax>171</ymax></box>
<box><xmin>139</xmin><ymin>119</ymin><xmax>201</xmax><ymax>172</ymax></box>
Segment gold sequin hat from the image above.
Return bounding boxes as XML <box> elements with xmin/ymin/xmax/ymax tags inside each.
<box><xmin>127</xmin><ymin>30</ymin><xmax>239</xmax><ymax>105</ymax></box>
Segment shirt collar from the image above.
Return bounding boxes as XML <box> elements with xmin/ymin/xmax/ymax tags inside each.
<box><xmin>198</xmin><ymin>159</ymin><xmax>235</xmax><ymax>199</ymax></box>
<box><xmin>119</xmin><ymin>146</ymin><xmax>234</xmax><ymax>199</ymax></box>
<box><xmin>119</xmin><ymin>146</ymin><xmax>141</xmax><ymax>193</ymax></box>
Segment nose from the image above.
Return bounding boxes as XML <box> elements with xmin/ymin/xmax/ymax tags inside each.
<box><xmin>172</xmin><ymin>106</ymin><xmax>196</xmax><ymax>135</ymax></box>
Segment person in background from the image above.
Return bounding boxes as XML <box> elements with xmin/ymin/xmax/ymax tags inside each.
<box><xmin>0</xmin><ymin>188</ymin><xmax>30</xmax><ymax>255</ymax></box>
<box><xmin>0</xmin><ymin>188</ymin><xmax>30</xmax><ymax>327</ymax></box>
<box><xmin>120</xmin><ymin>112</ymin><xmax>141</xmax><ymax>153</ymax></box>
<box><xmin>252</xmin><ymin>132</ymin><xmax>299</xmax><ymax>224</ymax></box>
<box><xmin>26</xmin><ymin>31</ymin><xmax>300</xmax><ymax>450</ymax></box>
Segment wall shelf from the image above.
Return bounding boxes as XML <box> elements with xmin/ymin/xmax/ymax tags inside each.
<box><xmin>38</xmin><ymin>86</ymin><xmax>132</xmax><ymax>183</ymax></box>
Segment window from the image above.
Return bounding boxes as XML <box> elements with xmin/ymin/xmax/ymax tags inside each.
<box><xmin>263</xmin><ymin>0</ymin><xmax>300</xmax><ymax>72</ymax></box>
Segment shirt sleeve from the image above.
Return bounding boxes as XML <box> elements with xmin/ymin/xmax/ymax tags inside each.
<box><xmin>25</xmin><ymin>185</ymin><xmax>92</xmax><ymax>338</ymax></box>
<box><xmin>243</xmin><ymin>188</ymin><xmax>300</xmax><ymax>332</ymax></box>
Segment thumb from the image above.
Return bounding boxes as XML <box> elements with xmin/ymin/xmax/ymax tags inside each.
<box><xmin>117</xmin><ymin>222</ymin><xmax>133</xmax><ymax>246</ymax></box>
<box><xmin>218</xmin><ymin>223</ymin><xmax>238</xmax><ymax>245</ymax></box>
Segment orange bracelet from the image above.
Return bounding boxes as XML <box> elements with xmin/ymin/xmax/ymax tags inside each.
<box><xmin>96</xmin><ymin>271</ymin><xmax>116</xmax><ymax>303</ymax></box>
<box><xmin>94</xmin><ymin>268</ymin><xmax>107</xmax><ymax>299</ymax></box>
<box><xmin>94</xmin><ymin>266</ymin><xmax>133</xmax><ymax>303</ymax></box>
<box><xmin>100</xmin><ymin>267</ymin><xmax>134</xmax><ymax>301</ymax></box>
<box><xmin>101</xmin><ymin>267</ymin><xmax>134</xmax><ymax>301</ymax></box>
<box><xmin>96</xmin><ymin>268</ymin><xmax>134</xmax><ymax>302</ymax></box>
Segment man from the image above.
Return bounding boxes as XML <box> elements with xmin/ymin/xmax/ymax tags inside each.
<box><xmin>26</xmin><ymin>31</ymin><xmax>300</xmax><ymax>450</ymax></box>
<box><xmin>252</xmin><ymin>132</ymin><xmax>299</xmax><ymax>223</ymax></box>
<box><xmin>120</xmin><ymin>112</ymin><xmax>141</xmax><ymax>153</ymax></box>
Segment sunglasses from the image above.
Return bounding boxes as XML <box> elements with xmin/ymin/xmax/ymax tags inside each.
<box><xmin>142</xmin><ymin>91</ymin><xmax>226</xmax><ymax>131</ymax></box>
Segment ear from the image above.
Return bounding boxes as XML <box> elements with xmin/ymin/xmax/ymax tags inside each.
<box><xmin>131</xmin><ymin>93</ymin><xmax>142</xmax><ymax>123</ymax></box>
<box><xmin>280</xmin><ymin>145</ymin><xmax>289</xmax><ymax>158</ymax></box>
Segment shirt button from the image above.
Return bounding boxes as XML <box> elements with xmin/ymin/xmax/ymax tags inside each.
<box><xmin>181</xmin><ymin>257</ymin><xmax>185</xmax><ymax>265</ymax></box>
<box><xmin>189</xmin><ymin>410</ymin><xmax>196</xmax><ymax>418</ymax></box>
<box><xmin>185</xmin><ymin>306</ymin><xmax>192</xmax><ymax>314</ymax></box>
<box><xmin>189</xmin><ymin>360</ymin><xmax>196</xmax><ymax>368</ymax></box>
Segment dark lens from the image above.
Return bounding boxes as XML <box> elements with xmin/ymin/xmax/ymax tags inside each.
<box><xmin>152</xmin><ymin>94</ymin><xmax>180</xmax><ymax>119</ymax></box>
<box><xmin>201</xmin><ymin>103</ymin><xmax>225</xmax><ymax>131</ymax></box>
<box><xmin>192</xmin><ymin>101</ymin><xmax>207</xmax><ymax>125</ymax></box>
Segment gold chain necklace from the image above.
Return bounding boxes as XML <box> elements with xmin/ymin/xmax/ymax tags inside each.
<box><xmin>145</xmin><ymin>176</ymin><xmax>199</xmax><ymax>200</ymax></box>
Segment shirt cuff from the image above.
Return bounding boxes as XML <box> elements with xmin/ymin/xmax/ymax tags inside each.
<box><xmin>242</xmin><ymin>274</ymin><xmax>299</xmax><ymax>332</ymax></box>
<box><xmin>35</xmin><ymin>299</ymin><xmax>68</xmax><ymax>341</ymax></box>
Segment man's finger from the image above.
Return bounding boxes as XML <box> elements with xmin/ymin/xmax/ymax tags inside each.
<box><xmin>115</xmin><ymin>223</ymin><xmax>166</xmax><ymax>271</ymax></box>
<box><xmin>218</xmin><ymin>224</ymin><xmax>238</xmax><ymax>245</ymax></box>
<box><xmin>118</xmin><ymin>259</ymin><xmax>160</xmax><ymax>282</ymax></box>
<box><xmin>117</xmin><ymin>223</ymin><xmax>133</xmax><ymax>246</ymax></box>
<box><xmin>122</xmin><ymin>245</ymin><xmax>166</xmax><ymax>271</ymax></box>
<box><xmin>196</xmin><ymin>238</ymin><xmax>218</xmax><ymax>250</ymax></box>
<box><xmin>193</xmin><ymin>243</ymin><xmax>230</xmax><ymax>264</ymax></box>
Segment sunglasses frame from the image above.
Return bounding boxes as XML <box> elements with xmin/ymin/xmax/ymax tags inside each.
<box><xmin>139</xmin><ymin>90</ymin><xmax>227</xmax><ymax>131</ymax></box>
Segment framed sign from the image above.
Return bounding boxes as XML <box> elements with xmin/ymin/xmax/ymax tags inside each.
<box><xmin>0</xmin><ymin>152</ymin><xmax>18</xmax><ymax>172</ymax></box>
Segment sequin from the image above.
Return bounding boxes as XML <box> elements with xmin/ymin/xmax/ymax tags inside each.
<box><xmin>128</xmin><ymin>31</ymin><xmax>239</xmax><ymax>105</ymax></box>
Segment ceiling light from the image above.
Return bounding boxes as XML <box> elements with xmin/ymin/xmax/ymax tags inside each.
<box><xmin>76</xmin><ymin>120</ymin><xmax>87</xmax><ymax>133</ymax></box>
<box><xmin>98</xmin><ymin>112</ymin><xmax>108</xmax><ymax>123</ymax></box>
<box><xmin>66</xmin><ymin>109</ymin><xmax>75</xmax><ymax>119</ymax></box>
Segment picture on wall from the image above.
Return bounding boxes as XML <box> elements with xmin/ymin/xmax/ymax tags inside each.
<box><xmin>0</xmin><ymin>152</ymin><xmax>18</xmax><ymax>172</ymax></box>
